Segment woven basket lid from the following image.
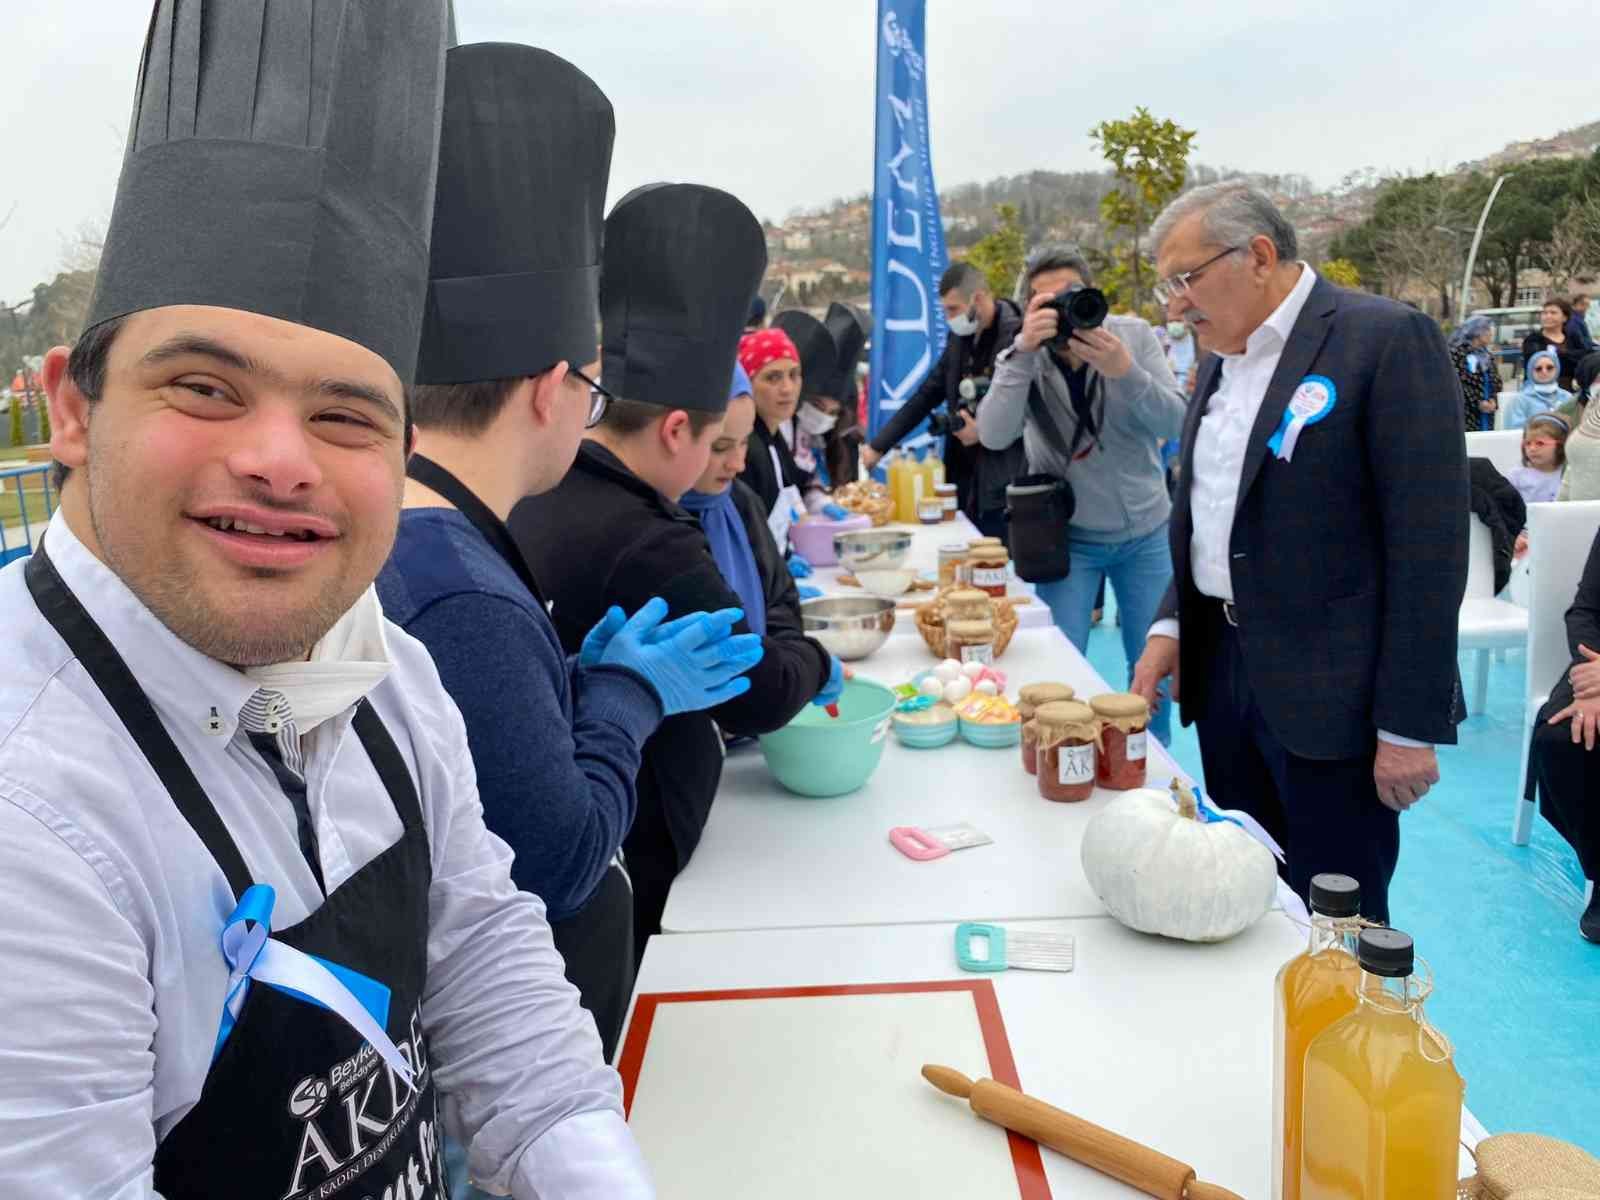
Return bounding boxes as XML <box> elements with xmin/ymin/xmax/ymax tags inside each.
<box><xmin>1470</xmin><ymin>1134</ymin><xmax>1600</xmax><ymax>1199</ymax></box>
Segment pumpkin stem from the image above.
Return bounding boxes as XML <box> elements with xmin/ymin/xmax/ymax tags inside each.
<box><xmin>1170</xmin><ymin>777</ymin><xmax>1198</xmax><ymax>821</ymax></box>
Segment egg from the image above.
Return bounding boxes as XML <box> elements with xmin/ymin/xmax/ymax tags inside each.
<box><xmin>943</xmin><ymin>677</ymin><xmax>973</xmax><ymax>703</ymax></box>
<box><xmin>935</xmin><ymin>659</ymin><xmax>963</xmax><ymax>682</ymax></box>
<box><xmin>917</xmin><ymin>674</ymin><xmax>945</xmax><ymax>698</ymax></box>
<box><xmin>962</xmin><ymin>661</ymin><xmax>986</xmax><ymax>680</ymax></box>
<box><xmin>975</xmin><ymin>679</ymin><xmax>999</xmax><ymax>695</ymax></box>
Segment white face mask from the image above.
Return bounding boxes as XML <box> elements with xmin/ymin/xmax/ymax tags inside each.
<box><xmin>1166</xmin><ymin>321</ymin><xmax>1189</xmax><ymax>339</ymax></box>
<box><xmin>1534</xmin><ymin>381</ymin><xmax>1559</xmax><ymax>396</ymax></box>
<box><xmin>796</xmin><ymin>401</ymin><xmax>838</xmax><ymax>436</ymax></box>
<box><xmin>947</xmin><ymin>305</ymin><xmax>979</xmax><ymax>338</ymax></box>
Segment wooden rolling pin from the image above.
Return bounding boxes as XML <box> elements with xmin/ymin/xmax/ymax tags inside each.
<box><xmin>921</xmin><ymin>1065</ymin><xmax>1244</xmax><ymax>1200</ymax></box>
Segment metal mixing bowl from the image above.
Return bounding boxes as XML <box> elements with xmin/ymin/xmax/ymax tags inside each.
<box><xmin>833</xmin><ymin>528</ymin><xmax>913</xmax><ymax>572</ymax></box>
<box><xmin>800</xmin><ymin>595</ymin><xmax>897</xmax><ymax>661</ymax></box>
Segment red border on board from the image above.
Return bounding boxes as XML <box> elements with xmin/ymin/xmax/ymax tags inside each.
<box><xmin>615</xmin><ymin>978</ymin><xmax>1052</xmax><ymax>1200</ymax></box>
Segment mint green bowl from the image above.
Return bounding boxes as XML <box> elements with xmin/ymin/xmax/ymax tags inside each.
<box><xmin>758</xmin><ymin>679</ymin><xmax>897</xmax><ymax>797</ymax></box>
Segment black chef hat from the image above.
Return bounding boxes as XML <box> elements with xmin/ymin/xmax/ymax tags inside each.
<box><xmin>87</xmin><ymin>0</ymin><xmax>451</xmax><ymax>382</ymax></box>
<box><xmin>601</xmin><ymin>184</ymin><xmax>766</xmax><ymax>413</ymax></box>
<box><xmin>415</xmin><ymin>43</ymin><xmax>613</xmax><ymax>386</ymax></box>
<box><xmin>824</xmin><ymin>302</ymin><xmax>872</xmax><ymax>404</ymax></box>
<box><xmin>773</xmin><ymin>310</ymin><xmax>840</xmax><ymax>400</ymax></box>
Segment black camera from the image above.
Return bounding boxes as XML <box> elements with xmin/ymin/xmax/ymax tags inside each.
<box><xmin>1044</xmin><ymin>283</ymin><xmax>1108</xmax><ymax>336</ymax></box>
<box><xmin>927</xmin><ymin>375</ymin><xmax>990</xmax><ymax>436</ymax></box>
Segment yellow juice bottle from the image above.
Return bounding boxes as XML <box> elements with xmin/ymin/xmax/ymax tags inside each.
<box><xmin>1299</xmin><ymin>928</ymin><xmax>1464</xmax><ymax>1200</ymax></box>
<box><xmin>890</xmin><ymin>453</ymin><xmax>919</xmax><ymax>524</ymax></box>
<box><xmin>1274</xmin><ymin>874</ymin><xmax>1362</xmax><ymax>1200</ymax></box>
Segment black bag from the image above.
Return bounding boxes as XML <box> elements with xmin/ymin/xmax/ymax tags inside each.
<box><xmin>1005</xmin><ymin>366</ymin><xmax>1095</xmax><ymax>583</ymax></box>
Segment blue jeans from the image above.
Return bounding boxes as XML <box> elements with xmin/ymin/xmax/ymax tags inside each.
<box><xmin>1035</xmin><ymin>524</ymin><xmax>1174</xmax><ymax>745</ymax></box>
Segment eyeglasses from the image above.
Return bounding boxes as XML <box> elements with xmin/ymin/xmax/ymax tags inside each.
<box><xmin>1153</xmin><ymin>246</ymin><xmax>1243</xmax><ymax>306</ymax></box>
<box><xmin>1532</xmin><ymin>364</ymin><xmax>1558</xmax><ymax>375</ymax></box>
<box><xmin>567</xmin><ymin>367</ymin><xmax>613</xmax><ymax>428</ymax></box>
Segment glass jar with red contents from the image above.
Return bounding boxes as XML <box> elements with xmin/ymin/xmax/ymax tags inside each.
<box><xmin>1033</xmin><ymin>700</ymin><xmax>1101</xmax><ymax>803</ymax></box>
<box><xmin>1017</xmin><ymin>682</ymin><xmax>1075</xmax><ymax>775</ymax></box>
<box><xmin>1089</xmin><ymin>693</ymin><xmax>1150</xmax><ymax>790</ymax></box>
<box><xmin>969</xmin><ymin>547</ymin><xmax>1010</xmax><ymax>598</ymax></box>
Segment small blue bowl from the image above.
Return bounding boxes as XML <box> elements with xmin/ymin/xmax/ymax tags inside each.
<box><xmin>959</xmin><ymin>717</ymin><xmax>1022</xmax><ymax>749</ymax></box>
<box><xmin>893</xmin><ymin>711</ymin><xmax>958</xmax><ymax>749</ymax></box>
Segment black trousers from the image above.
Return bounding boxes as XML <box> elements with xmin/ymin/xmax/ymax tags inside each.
<box><xmin>550</xmin><ymin>862</ymin><xmax>635</xmax><ymax>1062</ymax></box>
<box><xmin>1531</xmin><ymin>702</ymin><xmax>1600</xmax><ymax>881</ymax></box>
<box><xmin>1196</xmin><ymin>620</ymin><xmax>1401</xmax><ymax>924</ymax></box>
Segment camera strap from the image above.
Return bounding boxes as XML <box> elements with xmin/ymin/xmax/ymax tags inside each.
<box><xmin>1028</xmin><ymin>350</ymin><xmax>1100</xmax><ymax>469</ymax></box>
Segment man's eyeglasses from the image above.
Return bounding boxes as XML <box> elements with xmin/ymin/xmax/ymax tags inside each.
<box><xmin>1153</xmin><ymin>246</ymin><xmax>1243</xmax><ymax>306</ymax></box>
<box><xmin>567</xmin><ymin>367</ymin><xmax>613</xmax><ymax>428</ymax></box>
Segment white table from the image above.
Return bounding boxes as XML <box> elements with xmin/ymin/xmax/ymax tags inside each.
<box><xmin>660</xmin><ymin>625</ymin><xmax>1186</xmax><ymax>934</ymax></box>
<box><xmin>626</xmin><ymin>917</ymin><xmax>1479</xmax><ymax>1197</ymax></box>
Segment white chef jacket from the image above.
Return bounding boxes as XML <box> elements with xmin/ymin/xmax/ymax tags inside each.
<box><xmin>0</xmin><ymin>511</ymin><xmax>653</xmax><ymax>1199</ymax></box>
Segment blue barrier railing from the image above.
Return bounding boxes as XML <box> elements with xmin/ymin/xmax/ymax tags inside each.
<box><xmin>0</xmin><ymin>462</ymin><xmax>55</xmax><ymax>566</ymax></box>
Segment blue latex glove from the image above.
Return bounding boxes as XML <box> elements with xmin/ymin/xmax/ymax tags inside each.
<box><xmin>797</xmin><ymin>585</ymin><xmax>823</xmax><ymax>600</ymax></box>
<box><xmin>593</xmin><ymin>597</ymin><xmax>764</xmax><ymax>716</ymax></box>
<box><xmin>788</xmin><ymin>553</ymin><xmax>814</xmax><ymax>579</ymax></box>
<box><xmin>821</xmin><ymin>503</ymin><xmax>850</xmax><ymax>521</ymax></box>
<box><xmin>813</xmin><ymin>655</ymin><xmax>845</xmax><ymax>708</ymax></box>
<box><xmin>578</xmin><ymin>606</ymin><xmax>628</xmax><ymax>668</ymax></box>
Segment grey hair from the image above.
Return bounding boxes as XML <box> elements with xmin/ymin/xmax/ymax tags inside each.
<box><xmin>1150</xmin><ymin>181</ymin><xmax>1298</xmax><ymax>263</ymax></box>
<box><xmin>1016</xmin><ymin>244</ymin><xmax>1093</xmax><ymax>304</ymax></box>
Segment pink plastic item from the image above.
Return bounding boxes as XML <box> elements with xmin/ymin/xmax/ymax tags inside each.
<box><xmin>788</xmin><ymin>514</ymin><xmax>871</xmax><ymax>566</ymax></box>
<box><xmin>889</xmin><ymin>826</ymin><xmax>950</xmax><ymax>861</ymax></box>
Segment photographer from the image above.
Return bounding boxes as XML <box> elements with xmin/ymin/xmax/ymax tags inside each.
<box><xmin>861</xmin><ymin>261</ymin><xmax>1026</xmax><ymax>538</ymax></box>
<box><xmin>979</xmin><ymin>245</ymin><xmax>1186</xmax><ymax>743</ymax></box>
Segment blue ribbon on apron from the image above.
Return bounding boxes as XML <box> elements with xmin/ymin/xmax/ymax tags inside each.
<box><xmin>215</xmin><ymin>883</ymin><xmax>416</xmax><ymax>1092</ymax></box>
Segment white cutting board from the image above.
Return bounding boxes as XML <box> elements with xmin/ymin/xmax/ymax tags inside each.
<box><xmin>622</xmin><ymin>982</ymin><xmax>1049</xmax><ymax>1199</ymax></box>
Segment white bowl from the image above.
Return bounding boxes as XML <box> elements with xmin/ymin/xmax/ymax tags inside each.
<box><xmin>855</xmin><ymin>567</ymin><xmax>915</xmax><ymax>596</ymax></box>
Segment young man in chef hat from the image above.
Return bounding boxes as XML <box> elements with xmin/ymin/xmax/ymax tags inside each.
<box><xmin>0</xmin><ymin>6</ymin><xmax>650</xmax><ymax>1197</ymax></box>
<box><xmin>511</xmin><ymin>184</ymin><xmax>842</xmax><ymax>956</ymax></box>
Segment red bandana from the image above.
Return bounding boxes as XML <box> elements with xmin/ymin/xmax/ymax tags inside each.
<box><xmin>738</xmin><ymin>328</ymin><xmax>799</xmax><ymax>379</ymax></box>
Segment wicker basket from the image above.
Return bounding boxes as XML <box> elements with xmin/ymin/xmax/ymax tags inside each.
<box><xmin>914</xmin><ymin>596</ymin><xmax>1019</xmax><ymax>660</ymax></box>
<box><xmin>1457</xmin><ymin>1133</ymin><xmax>1600</xmax><ymax>1199</ymax></box>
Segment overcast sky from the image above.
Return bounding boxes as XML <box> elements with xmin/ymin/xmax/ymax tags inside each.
<box><xmin>3</xmin><ymin>0</ymin><xmax>1597</xmax><ymax>302</ymax></box>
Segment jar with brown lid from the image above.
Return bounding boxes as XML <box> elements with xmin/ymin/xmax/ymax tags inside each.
<box><xmin>969</xmin><ymin>547</ymin><xmax>1010</xmax><ymax>597</ymax></box>
<box><xmin>1018</xmin><ymin>682</ymin><xmax>1076</xmax><ymax>775</ymax></box>
<box><xmin>935</xmin><ymin>482</ymin><xmax>958</xmax><ymax>521</ymax></box>
<box><xmin>943</xmin><ymin>588</ymin><xmax>994</xmax><ymax>621</ymax></box>
<box><xmin>1033</xmin><ymin>700</ymin><xmax>1100</xmax><ymax>802</ymax></box>
<box><xmin>1089</xmin><ymin>693</ymin><xmax>1150</xmax><ymax>790</ymax></box>
<box><xmin>958</xmin><ymin>538</ymin><xmax>1003</xmax><ymax>585</ymax></box>
<box><xmin>917</xmin><ymin>496</ymin><xmax>945</xmax><ymax>524</ymax></box>
<box><xmin>944</xmin><ymin>619</ymin><xmax>995</xmax><ymax>666</ymax></box>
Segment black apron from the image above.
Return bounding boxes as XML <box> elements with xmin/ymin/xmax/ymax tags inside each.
<box><xmin>406</xmin><ymin>453</ymin><xmax>635</xmax><ymax>1060</ymax></box>
<box><xmin>25</xmin><ymin>544</ymin><xmax>446</xmax><ymax>1200</ymax></box>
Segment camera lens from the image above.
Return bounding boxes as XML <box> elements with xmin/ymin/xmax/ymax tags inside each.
<box><xmin>1063</xmin><ymin>287</ymin><xmax>1108</xmax><ymax>331</ymax></box>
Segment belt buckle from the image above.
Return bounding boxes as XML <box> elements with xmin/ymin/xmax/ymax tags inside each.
<box><xmin>1221</xmin><ymin>600</ymin><xmax>1239</xmax><ymax>627</ymax></box>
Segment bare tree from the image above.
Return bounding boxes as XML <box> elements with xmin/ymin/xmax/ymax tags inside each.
<box><xmin>1546</xmin><ymin>194</ymin><xmax>1600</xmax><ymax>293</ymax></box>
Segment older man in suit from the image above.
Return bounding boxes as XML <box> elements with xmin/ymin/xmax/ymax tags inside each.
<box><xmin>1131</xmin><ymin>182</ymin><xmax>1467</xmax><ymax>923</ymax></box>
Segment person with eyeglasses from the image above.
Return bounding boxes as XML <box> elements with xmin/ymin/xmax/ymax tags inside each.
<box><xmin>1505</xmin><ymin>348</ymin><xmax>1573</xmax><ymax>430</ymax></box>
<box><xmin>977</xmin><ymin>245</ymin><xmax>1188</xmax><ymax>745</ymax></box>
<box><xmin>1130</xmin><ymin>181</ymin><xmax>1468</xmax><ymax>925</ymax></box>
<box><xmin>376</xmin><ymin>47</ymin><xmax>762</xmax><ymax>1073</ymax></box>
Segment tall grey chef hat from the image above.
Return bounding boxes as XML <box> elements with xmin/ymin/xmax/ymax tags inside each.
<box><xmin>86</xmin><ymin>0</ymin><xmax>451</xmax><ymax>382</ymax></box>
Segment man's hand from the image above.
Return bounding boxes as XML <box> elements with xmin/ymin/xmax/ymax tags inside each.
<box><xmin>1017</xmin><ymin>291</ymin><xmax>1060</xmax><ymax>352</ymax></box>
<box><xmin>1514</xmin><ymin>530</ymin><xmax>1529</xmax><ymax>560</ymax></box>
<box><xmin>952</xmin><ymin>412</ymin><xmax>981</xmax><ymax>446</ymax></box>
<box><xmin>1131</xmin><ymin>635</ymin><xmax>1179</xmax><ymax>713</ymax></box>
<box><xmin>860</xmin><ymin>445</ymin><xmax>882</xmax><ymax>471</ymax></box>
<box><xmin>1068</xmin><ymin>327</ymin><xmax>1133</xmax><ymax>379</ymax></box>
<box><xmin>1373</xmin><ymin>741</ymin><xmax>1439</xmax><ymax>812</ymax></box>
<box><xmin>1568</xmin><ymin>644</ymin><xmax>1600</xmax><ymax>699</ymax></box>
<box><xmin>1549</xmin><ymin>693</ymin><xmax>1600</xmax><ymax>749</ymax></box>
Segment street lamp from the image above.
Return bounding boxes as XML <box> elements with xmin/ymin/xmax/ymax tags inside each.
<box><xmin>1459</xmin><ymin>174</ymin><xmax>1511</xmax><ymax>320</ymax></box>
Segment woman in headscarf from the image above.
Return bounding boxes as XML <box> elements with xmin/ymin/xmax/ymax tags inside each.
<box><xmin>737</xmin><ymin>327</ymin><xmax>810</xmax><ymax>515</ymax></box>
<box><xmin>1506</xmin><ymin>348</ymin><xmax>1573</xmax><ymax>429</ymax></box>
<box><xmin>1450</xmin><ymin>315</ymin><xmax>1500</xmax><ymax>430</ymax></box>
<box><xmin>678</xmin><ymin>364</ymin><xmax>840</xmax><ymax>708</ymax></box>
<box><xmin>1521</xmin><ymin>297</ymin><xmax>1586</xmax><ymax>390</ymax></box>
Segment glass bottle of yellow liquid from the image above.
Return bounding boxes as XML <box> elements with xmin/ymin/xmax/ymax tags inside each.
<box><xmin>1273</xmin><ymin>873</ymin><xmax>1362</xmax><ymax>1200</ymax></box>
<box><xmin>1299</xmin><ymin>928</ymin><xmax>1464</xmax><ymax>1200</ymax></box>
<box><xmin>920</xmin><ymin>449</ymin><xmax>944</xmax><ymax>491</ymax></box>
<box><xmin>890</xmin><ymin>452</ymin><xmax>921</xmax><ymax>524</ymax></box>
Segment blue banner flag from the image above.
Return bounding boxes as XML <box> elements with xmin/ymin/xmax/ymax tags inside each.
<box><xmin>867</xmin><ymin>0</ymin><xmax>948</xmax><ymax>439</ymax></box>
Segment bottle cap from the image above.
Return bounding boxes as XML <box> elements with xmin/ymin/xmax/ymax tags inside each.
<box><xmin>1357</xmin><ymin>927</ymin><xmax>1414</xmax><ymax>977</ymax></box>
<box><xmin>1308</xmin><ymin>873</ymin><xmax>1361</xmax><ymax>918</ymax></box>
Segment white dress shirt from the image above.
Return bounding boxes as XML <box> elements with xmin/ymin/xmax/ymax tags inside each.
<box><xmin>0</xmin><ymin>512</ymin><xmax>653</xmax><ymax>1199</ymax></box>
<box><xmin>1148</xmin><ymin>266</ymin><xmax>1424</xmax><ymax>749</ymax></box>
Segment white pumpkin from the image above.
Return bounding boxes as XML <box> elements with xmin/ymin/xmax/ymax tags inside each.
<box><xmin>1080</xmin><ymin>783</ymin><xmax>1278</xmax><ymax>942</ymax></box>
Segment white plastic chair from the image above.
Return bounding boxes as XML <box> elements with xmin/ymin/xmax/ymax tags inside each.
<box><xmin>1465</xmin><ymin>430</ymin><xmax>1525</xmax><ymax>479</ymax></box>
<box><xmin>1512</xmin><ymin>501</ymin><xmax>1600</xmax><ymax>846</ymax></box>
<box><xmin>1459</xmin><ymin>515</ymin><xmax>1529</xmax><ymax>716</ymax></box>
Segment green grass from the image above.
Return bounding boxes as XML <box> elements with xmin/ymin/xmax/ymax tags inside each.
<box><xmin>0</xmin><ymin>474</ymin><xmax>54</xmax><ymax>531</ymax></box>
